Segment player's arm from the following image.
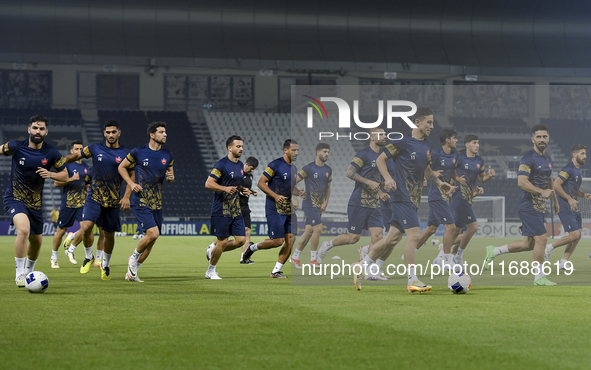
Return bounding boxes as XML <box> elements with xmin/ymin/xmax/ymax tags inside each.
<box><xmin>205</xmin><ymin>175</ymin><xmax>237</xmax><ymax>195</ymax></box>
<box><xmin>292</xmin><ymin>194</ymin><xmax>299</xmax><ymax>210</ymax></box>
<box><xmin>36</xmin><ymin>166</ymin><xmax>68</xmax><ymax>182</ymax></box>
<box><xmin>320</xmin><ymin>182</ymin><xmax>331</xmax><ymax>213</ymax></box>
<box><xmin>375</xmin><ymin>152</ymin><xmax>396</xmax><ymax>192</ymax></box>
<box><xmin>554</xmin><ymin>176</ymin><xmax>577</xmax><ymax>211</ymax></box>
<box><xmin>348</xmin><ymin>163</ymin><xmax>380</xmax><ymax>193</ymax></box>
<box><xmin>547</xmin><ymin>175</ymin><xmax>559</xmax><ymax>214</ymax></box>
<box><xmin>54</xmin><ymin>172</ymin><xmax>81</xmax><ymax>187</ymax></box>
<box><xmin>118</xmin><ymin>157</ymin><xmax>142</xmax><ymax>193</ymax></box>
<box><xmin>479</xmin><ymin>165</ymin><xmax>495</xmax><ymax>183</ymax></box>
<box><xmin>64</xmin><ymin>152</ymin><xmax>83</xmax><ymax>163</ymax></box>
<box><xmin>454</xmin><ymin>170</ymin><xmax>467</xmax><ymax>185</ymax></box>
<box><xmin>119</xmin><ymin>170</ymin><xmax>134</xmax><ymax>211</ymax></box>
<box><xmin>425</xmin><ymin>166</ymin><xmax>454</xmax><ymax>194</ymax></box>
<box><xmin>257</xmin><ymin>174</ymin><xmax>285</xmax><ymax>203</ymax></box>
<box><xmin>166</xmin><ymin>166</ymin><xmax>174</xmax><ymax>183</ymax></box>
<box><xmin>517</xmin><ymin>175</ymin><xmax>553</xmax><ymax>198</ymax></box>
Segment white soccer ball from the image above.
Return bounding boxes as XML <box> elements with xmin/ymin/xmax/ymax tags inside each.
<box><xmin>447</xmin><ymin>271</ymin><xmax>471</xmax><ymax>294</ymax></box>
<box><xmin>25</xmin><ymin>271</ymin><xmax>49</xmax><ymax>293</ymax></box>
<box><xmin>431</xmin><ymin>238</ymin><xmax>440</xmax><ymax>246</ymax></box>
<box><xmin>133</xmin><ymin>234</ymin><xmax>139</xmax><ymax>240</ymax></box>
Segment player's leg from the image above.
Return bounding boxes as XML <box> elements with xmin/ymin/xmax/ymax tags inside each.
<box><xmin>454</xmin><ymin>221</ymin><xmax>477</xmax><ymax>265</ymax></box>
<box><xmin>318</xmin><ymin>205</ymin><xmax>367</xmax><ymax>262</ymax></box>
<box><xmin>11</xmin><ymin>212</ymin><xmax>32</xmax><ymax>286</ymax></box>
<box><xmin>25</xmin><ymin>233</ymin><xmax>43</xmax><ymax>275</ymax></box>
<box><xmin>51</xmin><ymin>226</ymin><xmax>68</xmax><ymax>268</ymax></box>
<box><xmin>291</xmin><ymin>224</ymin><xmax>312</xmax><ymax>268</ymax></box>
<box><xmin>309</xmin><ymin>223</ymin><xmax>323</xmax><ymax>262</ymax></box>
<box><xmin>532</xmin><ymin>233</ymin><xmax>556</xmax><ymax>285</ymax></box>
<box><xmin>271</xmin><ymin>214</ymin><xmax>294</xmax><ymax>278</ymax></box>
<box><xmin>244</xmin><ymin>214</ymin><xmax>286</xmax><ymax>262</ymax></box>
<box><xmin>560</xmin><ymin>230</ymin><xmax>581</xmax><ymax>268</ymax></box>
<box><xmin>240</xmin><ymin>211</ymin><xmax>252</xmax><ymax>262</ymax></box>
<box><xmin>93</xmin><ymin>229</ymin><xmax>104</xmax><ymax>267</ymax></box>
<box><xmin>546</xmin><ymin>211</ymin><xmax>581</xmax><ymax>262</ymax></box>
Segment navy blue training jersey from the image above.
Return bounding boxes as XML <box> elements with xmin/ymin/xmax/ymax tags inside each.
<box><xmin>82</xmin><ymin>142</ymin><xmax>130</xmax><ymax>208</ymax></box>
<box><xmin>557</xmin><ymin>161</ymin><xmax>582</xmax><ymax>212</ymax></box>
<box><xmin>383</xmin><ymin>131</ymin><xmax>432</xmax><ymax>208</ymax></box>
<box><xmin>61</xmin><ymin>162</ymin><xmax>91</xmax><ymax>209</ymax></box>
<box><xmin>428</xmin><ymin>147</ymin><xmax>458</xmax><ymax>202</ymax></box>
<box><xmin>348</xmin><ymin>146</ymin><xmax>382</xmax><ymax>209</ymax></box>
<box><xmin>263</xmin><ymin>157</ymin><xmax>293</xmax><ymax>216</ymax></box>
<box><xmin>298</xmin><ymin>162</ymin><xmax>332</xmax><ymax>209</ymax></box>
<box><xmin>126</xmin><ymin>144</ymin><xmax>174</xmax><ymax>210</ymax></box>
<box><xmin>209</xmin><ymin>156</ymin><xmax>244</xmax><ymax>218</ymax></box>
<box><xmin>2</xmin><ymin>140</ymin><xmax>66</xmax><ymax>210</ymax></box>
<box><xmin>517</xmin><ymin>149</ymin><xmax>553</xmax><ymax>214</ymax></box>
<box><xmin>452</xmin><ymin>150</ymin><xmax>484</xmax><ymax>205</ymax></box>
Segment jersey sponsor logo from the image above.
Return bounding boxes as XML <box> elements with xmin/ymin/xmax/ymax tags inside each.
<box><xmin>314</xmin><ymin>172</ymin><xmax>318</xmax><ymax>178</ymax></box>
<box><xmin>440</xmin><ymin>160</ymin><xmax>445</xmax><ymax>166</ymax></box>
<box><xmin>116</xmin><ymin>157</ymin><xmax>122</xmax><ymax>163</ymax></box>
<box><xmin>464</xmin><ymin>163</ymin><xmax>469</xmax><ymax>169</ymax></box>
<box><xmin>410</xmin><ymin>152</ymin><xmax>416</xmax><ymax>160</ymax></box>
<box><xmin>98</xmin><ymin>154</ymin><xmax>103</xmax><ymax>161</ymax></box>
<box><xmin>143</xmin><ymin>158</ymin><xmax>149</xmax><ymax>166</ymax></box>
<box><xmin>41</xmin><ymin>158</ymin><xmax>48</xmax><ymax>165</ymax></box>
<box><xmin>161</xmin><ymin>158</ymin><xmax>167</xmax><ymax>165</ymax></box>
<box><xmin>371</xmin><ymin>160</ymin><xmax>376</xmax><ymax>167</ymax></box>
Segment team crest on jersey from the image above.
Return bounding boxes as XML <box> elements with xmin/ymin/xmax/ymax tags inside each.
<box><xmin>549</xmin><ymin>164</ymin><xmax>552</xmax><ymax>169</ymax></box>
<box><xmin>426</xmin><ymin>151</ymin><xmax>430</xmax><ymax>156</ymax></box>
<box><xmin>326</xmin><ymin>172</ymin><xmax>329</xmax><ymax>177</ymax></box>
<box><xmin>84</xmin><ymin>169</ymin><xmax>87</xmax><ymax>174</ymax></box>
<box><xmin>41</xmin><ymin>158</ymin><xmax>48</xmax><ymax>165</ymax></box>
<box><xmin>477</xmin><ymin>164</ymin><xmax>481</xmax><ymax>169</ymax></box>
<box><xmin>241</xmin><ymin>170</ymin><xmax>243</xmax><ymax>175</ymax></box>
<box><xmin>161</xmin><ymin>158</ymin><xmax>167</xmax><ymax>165</ymax></box>
<box><xmin>452</xmin><ymin>159</ymin><xmax>456</xmax><ymax>164</ymax></box>
<box><xmin>116</xmin><ymin>157</ymin><xmax>122</xmax><ymax>163</ymax></box>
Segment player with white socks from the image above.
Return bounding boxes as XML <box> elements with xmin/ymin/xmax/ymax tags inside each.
<box><xmin>484</xmin><ymin>124</ymin><xmax>559</xmax><ymax>286</ymax></box>
<box><xmin>544</xmin><ymin>144</ymin><xmax>590</xmax><ymax>269</ymax></box>
<box><xmin>119</xmin><ymin>122</ymin><xmax>175</xmax><ymax>282</ymax></box>
<box><xmin>63</xmin><ymin>229</ymin><xmax>106</xmax><ymax>267</ymax></box>
<box><xmin>2</xmin><ymin>115</ymin><xmax>68</xmax><ymax>287</ymax></box>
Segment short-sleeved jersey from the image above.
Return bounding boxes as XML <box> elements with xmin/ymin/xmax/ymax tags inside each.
<box><xmin>383</xmin><ymin>132</ymin><xmax>432</xmax><ymax>208</ymax></box>
<box><xmin>517</xmin><ymin>149</ymin><xmax>553</xmax><ymax>213</ymax></box>
<box><xmin>126</xmin><ymin>144</ymin><xmax>174</xmax><ymax>210</ymax></box>
<box><xmin>61</xmin><ymin>162</ymin><xmax>91</xmax><ymax>208</ymax></box>
<box><xmin>263</xmin><ymin>157</ymin><xmax>293</xmax><ymax>216</ymax></box>
<box><xmin>452</xmin><ymin>150</ymin><xmax>484</xmax><ymax>204</ymax></box>
<box><xmin>209</xmin><ymin>156</ymin><xmax>244</xmax><ymax>218</ymax></box>
<box><xmin>557</xmin><ymin>161</ymin><xmax>582</xmax><ymax>212</ymax></box>
<box><xmin>82</xmin><ymin>142</ymin><xmax>130</xmax><ymax>208</ymax></box>
<box><xmin>239</xmin><ymin>172</ymin><xmax>253</xmax><ymax>208</ymax></box>
<box><xmin>298</xmin><ymin>162</ymin><xmax>332</xmax><ymax>208</ymax></box>
<box><xmin>428</xmin><ymin>147</ymin><xmax>458</xmax><ymax>202</ymax></box>
<box><xmin>2</xmin><ymin>140</ymin><xmax>66</xmax><ymax>210</ymax></box>
<box><xmin>348</xmin><ymin>146</ymin><xmax>382</xmax><ymax>208</ymax></box>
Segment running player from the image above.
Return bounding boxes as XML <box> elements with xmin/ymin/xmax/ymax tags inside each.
<box><xmin>449</xmin><ymin>134</ymin><xmax>494</xmax><ymax>265</ymax></box>
<box><xmin>2</xmin><ymin>115</ymin><xmax>68</xmax><ymax>286</ymax></box>
<box><xmin>357</xmin><ymin>106</ymin><xmax>453</xmax><ymax>292</ymax></box>
<box><xmin>242</xmin><ymin>139</ymin><xmax>304</xmax><ymax>278</ymax></box>
<box><xmin>119</xmin><ymin>122</ymin><xmax>174</xmax><ymax>282</ymax></box>
<box><xmin>316</xmin><ymin>129</ymin><xmax>388</xmax><ymax>269</ymax></box>
<box><xmin>65</xmin><ymin>120</ymin><xmax>132</xmax><ymax>280</ymax></box>
<box><xmin>239</xmin><ymin>156</ymin><xmax>259</xmax><ymax>264</ymax></box>
<box><xmin>204</xmin><ymin>135</ymin><xmax>246</xmax><ymax>279</ymax></box>
<box><xmin>484</xmin><ymin>124</ymin><xmax>559</xmax><ymax>286</ymax></box>
<box><xmin>50</xmin><ymin>140</ymin><xmax>90</xmax><ymax>268</ymax></box>
<box><xmin>290</xmin><ymin>143</ymin><xmax>332</xmax><ymax>268</ymax></box>
<box><xmin>545</xmin><ymin>144</ymin><xmax>591</xmax><ymax>269</ymax></box>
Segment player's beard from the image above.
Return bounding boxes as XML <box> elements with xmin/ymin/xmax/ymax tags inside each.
<box><xmin>30</xmin><ymin>133</ymin><xmax>45</xmax><ymax>144</ymax></box>
<box><xmin>577</xmin><ymin>157</ymin><xmax>585</xmax><ymax>166</ymax></box>
<box><xmin>536</xmin><ymin>142</ymin><xmax>547</xmax><ymax>152</ymax></box>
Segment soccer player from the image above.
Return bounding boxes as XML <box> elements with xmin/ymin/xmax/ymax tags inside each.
<box><xmin>290</xmin><ymin>143</ymin><xmax>332</xmax><ymax>268</ymax></box>
<box><xmin>239</xmin><ymin>156</ymin><xmax>259</xmax><ymax>264</ymax></box>
<box><xmin>357</xmin><ymin>106</ymin><xmax>453</xmax><ymax>292</ymax></box>
<box><xmin>2</xmin><ymin>115</ymin><xmax>68</xmax><ymax>286</ymax></box>
<box><xmin>484</xmin><ymin>124</ymin><xmax>559</xmax><ymax>286</ymax></box>
<box><xmin>242</xmin><ymin>139</ymin><xmax>304</xmax><ymax>278</ymax></box>
<box><xmin>50</xmin><ymin>140</ymin><xmax>90</xmax><ymax>268</ymax></box>
<box><xmin>119</xmin><ymin>122</ymin><xmax>174</xmax><ymax>282</ymax></box>
<box><xmin>448</xmin><ymin>134</ymin><xmax>494</xmax><ymax>265</ymax></box>
<box><xmin>545</xmin><ymin>144</ymin><xmax>591</xmax><ymax>269</ymax></box>
<box><xmin>65</xmin><ymin>120</ymin><xmax>132</xmax><ymax>280</ymax></box>
<box><xmin>315</xmin><ymin>128</ymin><xmax>388</xmax><ymax>270</ymax></box>
<box><xmin>411</xmin><ymin>129</ymin><xmax>462</xmax><ymax>267</ymax></box>
<box><xmin>204</xmin><ymin>135</ymin><xmax>247</xmax><ymax>279</ymax></box>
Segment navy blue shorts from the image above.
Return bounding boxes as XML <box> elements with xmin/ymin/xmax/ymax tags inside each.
<box><xmin>4</xmin><ymin>198</ymin><xmax>43</xmax><ymax>235</ymax></box>
<box><xmin>132</xmin><ymin>206</ymin><xmax>163</xmax><ymax>233</ymax></box>
<box><xmin>57</xmin><ymin>206</ymin><xmax>83</xmax><ymax>229</ymax></box>
<box><xmin>304</xmin><ymin>206</ymin><xmax>322</xmax><ymax>226</ymax></box>
<box><xmin>518</xmin><ymin>209</ymin><xmax>547</xmax><ymax>237</ymax></box>
<box><xmin>427</xmin><ymin>200</ymin><xmax>455</xmax><ymax>227</ymax></box>
<box><xmin>211</xmin><ymin>215</ymin><xmax>246</xmax><ymax>239</ymax></box>
<box><xmin>267</xmin><ymin>213</ymin><xmax>292</xmax><ymax>239</ymax></box>
<box><xmin>347</xmin><ymin>205</ymin><xmax>383</xmax><ymax>235</ymax></box>
<box><xmin>451</xmin><ymin>198</ymin><xmax>477</xmax><ymax>228</ymax></box>
<box><xmin>558</xmin><ymin>210</ymin><xmax>582</xmax><ymax>233</ymax></box>
<box><xmin>381</xmin><ymin>199</ymin><xmax>392</xmax><ymax>231</ymax></box>
<box><xmin>389</xmin><ymin>201</ymin><xmax>420</xmax><ymax>233</ymax></box>
<box><xmin>81</xmin><ymin>198</ymin><xmax>121</xmax><ymax>233</ymax></box>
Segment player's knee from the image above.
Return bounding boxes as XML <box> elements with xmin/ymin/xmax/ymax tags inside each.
<box><xmin>273</xmin><ymin>238</ymin><xmax>285</xmax><ymax>247</ymax></box>
<box><xmin>234</xmin><ymin>236</ymin><xmax>245</xmax><ymax>245</ymax></box>
<box><xmin>16</xmin><ymin>224</ymin><xmax>31</xmax><ymax>237</ymax></box>
<box><xmin>146</xmin><ymin>228</ymin><xmax>159</xmax><ymax>241</ymax></box>
<box><xmin>467</xmin><ymin>222</ymin><xmax>478</xmax><ymax>233</ymax></box>
<box><xmin>428</xmin><ymin>225</ymin><xmax>439</xmax><ymax>234</ymax></box>
<box><xmin>570</xmin><ymin>230</ymin><xmax>581</xmax><ymax>241</ymax></box>
<box><xmin>348</xmin><ymin>234</ymin><xmax>361</xmax><ymax>244</ymax></box>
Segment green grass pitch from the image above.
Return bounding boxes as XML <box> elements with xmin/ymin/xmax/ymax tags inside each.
<box><xmin>0</xmin><ymin>235</ymin><xmax>590</xmax><ymax>370</ymax></box>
